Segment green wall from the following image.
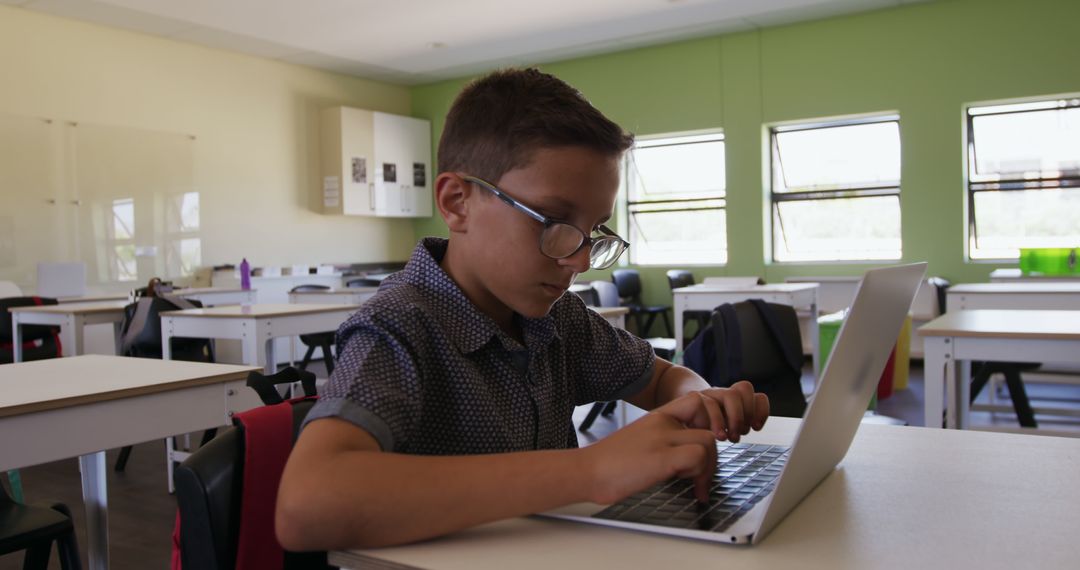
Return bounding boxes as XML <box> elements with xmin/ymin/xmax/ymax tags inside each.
<box><xmin>411</xmin><ymin>0</ymin><xmax>1080</xmax><ymax>307</ymax></box>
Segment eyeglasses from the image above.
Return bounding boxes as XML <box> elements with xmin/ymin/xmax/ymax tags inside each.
<box><xmin>462</xmin><ymin>175</ymin><xmax>629</xmax><ymax>270</ymax></box>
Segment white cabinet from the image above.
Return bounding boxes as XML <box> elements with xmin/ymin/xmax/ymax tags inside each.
<box><xmin>320</xmin><ymin>107</ymin><xmax>432</xmax><ymax>218</ymax></box>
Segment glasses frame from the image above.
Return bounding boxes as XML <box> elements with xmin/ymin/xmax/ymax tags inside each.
<box><xmin>461</xmin><ymin>174</ymin><xmax>629</xmax><ymax>269</ymax></box>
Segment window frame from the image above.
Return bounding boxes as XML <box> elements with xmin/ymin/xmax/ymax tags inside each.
<box><xmin>965</xmin><ymin>97</ymin><xmax>1080</xmax><ymax>261</ymax></box>
<box><xmin>768</xmin><ymin>114</ymin><xmax>902</xmax><ymax>264</ymax></box>
<box><xmin>621</xmin><ymin>130</ymin><xmax>727</xmax><ymax>267</ymax></box>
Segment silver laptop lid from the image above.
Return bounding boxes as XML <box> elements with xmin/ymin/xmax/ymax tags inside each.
<box><xmin>754</xmin><ymin>262</ymin><xmax>927</xmax><ymax>542</ymax></box>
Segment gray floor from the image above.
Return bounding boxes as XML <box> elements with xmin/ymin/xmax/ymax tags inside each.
<box><xmin>4</xmin><ymin>359</ymin><xmax>1079</xmax><ymax>569</ymax></box>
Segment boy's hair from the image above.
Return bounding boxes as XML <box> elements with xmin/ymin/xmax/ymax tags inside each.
<box><xmin>437</xmin><ymin>68</ymin><xmax>635</xmax><ymax>182</ymax></box>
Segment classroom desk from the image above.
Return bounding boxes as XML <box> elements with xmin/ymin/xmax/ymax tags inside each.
<box><xmin>9</xmin><ymin>301</ymin><xmax>127</xmax><ymax>362</ymax></box>
<box><xmin>160</xmin><ymin>303</ymin><xmax>359</xmax><ymax>374</ymax></box>
<box><xmin>56</xmin><ymin>294</ymin><xmax>128</xmax><ymax>304</ymax></box>
<box><xmin>0</xmin><ymin>355</ymin><xmax>259</xmax><ymax>570</ymax></box>
<box><xmin>172</xmin><ymin>286</ymin><xmax>257</xmax><ymax>306</ymax></box>
<box><xmin>946</xmin><ymin>282</ymin><xmax>1080</xmax><ymax>310</ymax></box>
<box><xmin>672</xmin><ymin>283</ymin><xmax>819</xmax><ymax>377</ymax></box>
<box><xmin>919</xmin><ymin>310</ymin><xmax>1080</xmax><ymax>430</ymax></box>
<box><xmin>288</xmin><ymin>287</ymin><xmax>379</xmax><ymax>306</ymax></box>
<box><xmin>989</xmin><ymin>268</ymin><xmax>1080</xmax><ymax>282</ymax></box>
<box><xmin>591</xmin><ymin>306</ymin><xmax>628</xmax><ymax>329</ymax></box>
<box><xmin>331</xmin><ymin>417</ymin><xmax>1080</xmax><ymax>570</ymax></box>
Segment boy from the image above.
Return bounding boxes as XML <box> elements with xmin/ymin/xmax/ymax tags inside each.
<box><xmin>276</xmin><ymin>68</ymin><xmax>770</xmax><ymax>550</ymax></box>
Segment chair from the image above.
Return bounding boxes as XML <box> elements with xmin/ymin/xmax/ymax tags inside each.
<box><xmin>683</xmin><ymin>300</ymin><xmax>808</xmax><ymax>418</ymax></box>
<box><xmin>0</xmin><ymin>475</ymin><xmax>82</xmax><ymax>570</ymax></box>
<box><xmin>570</xmin><ymin>284</ymin><xmax>600</xmax><ymax>307</ymax></box>
<box><xmin>665</xmin><ymin>270</ymin><xmax>711</xmax><ymax>343</ymax></box>
<box><xmin>932</xmin><ymin>279</ymin><xmax>1038</xmax><ymax>428</ymax></box>
<box><xmin>174</xmin><ymin>370</ymin><xmax>327</xmax><ymax>570</ymax></box>
<box><xmin>114</xmin><ymin>296</ymin><xmax>216</xmax><ymax>472</ymax></box>
<box><xmin>289</xmin><ymin>285</ymin><xmax>337</xmax><ymax>376</ymax></box>
<box><xmin>611</xmin><ymin>269</ymin><xmax>672</xmax><ymax>338</ymax></box>
<box><xmin>0</xmin><ymin>297</ymin><xmax>62</xmax><ymax>364</ymax></box>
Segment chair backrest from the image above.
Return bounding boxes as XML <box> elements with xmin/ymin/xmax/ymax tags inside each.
<box><xmin>927</xmin><ymin>276</ymin><xmax>951</xmax><ymax>314</ymax></box>
<box><xmin>683</xmin><ymin>300</ymin><xmax>807</xmax><ymax>418</ymax></box>
<box><xmin>246</xmin><ymin>368</ymin><xmax>318</xmax><ymax>405</ymax></box>
<box><xmin>570</xmin><ymin>284</ymin><xmax>600</xmax><ymax>307</ymax></box>
<box><xmin>119</xmin><ymin>297</ymin><xmax>212</xmax><ymax>361</ymax></box>
<box><xmin>591</xmin><ymin>281</ymin><xmax>621</xmax><ymax>308</ymax></box>
<box><xmin>610</xmin><ymin>269</ymin><xmax>643</xmax><ymax>302</ymax></box>
<box><xmin>175</xmin><ymin>399</ymin><xmax>325</xmax><ymax>570</ymax></box>
<box><xmin>0</xmin><ymin>296</ymin><xmax>59</xmax><ymax>343</ymax></box>
<box><xmin>289</xmin><ymin>284</ymin><xmax>331</xmax><ymax>294</ymax></box>
<box><xmin>345</xmin><ymin>278</ymin><xmax>381</xmax><ymax>288</ymax></box>
<box><xmin>666</xmin><ymin>270</ymin><xmax>696</xmax><ymax>291</ymax></box>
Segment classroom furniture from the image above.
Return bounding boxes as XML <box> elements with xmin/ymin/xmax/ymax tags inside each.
<box><xmin>8</xmin><ymin>301</ymin><xmax>127</xmax><ymax>362</ymax></box>
<box><xmin>321</xmin><ymin>106</ymin><xmax>432</xmax><ymax>218</ymax></box>
<box><xmin>946</xmin><ymin>282</ymin><xmax>1080</xmax><ymax>310</ymax></box>
<box><xmin>36</xmin><ymin>262</ymin><xmax>86</xmax><ymax>299</ymax></box>
<box><xmin>0</xmin><ymin>355</ymin><xmax>260</xmax><ymax>570</ymax></box>
<box><xmin>172</xmin><ymin>287</ymin><xmax>257</xmax><ymax>307</ymax></box>
<box><xmin>577</xmin><ymin>306</ymin><xmax>630</xmax><ymax>432</ymax></box>
<box><xmin>345</xmin><ymin>277</ymin><xmax>382</xmax><ymax>288</ymax></box>
<box><xmin>0</xmin><ymin>479</ymin><xmax>81</xmax><ymax>570</ymax></box>
<box><xmin>664</xmin><ymin>270</ymin><xmax>711</xmax><ymax>342</ymax></box>
<box><xmin>331</xmin><ymin>417</ymin><xmax>1080</xmax><ymax>570</ymax></box>
<box><xmin>673</xmin><ymin>283</ymin><xmax>819</xmax><ymax>380</ymax></box>
<box><xmin>1</xmin><ymin>297</ymin><xmax>62</xmax><ymax>364</ymax></box>
<box><xmin>611</xmin><ymin>269</ymin><xmax>672</xmax><ymax>338</ymax></box>
<box><xmin>55</xmin><ymin>294</ymin><xmax>128</xmax><ymax>304</ymax></box>
<box><xmin>288</xmin><ymin>287</ymin><xmax>379</xmax><ymax>306</ymax></box>
<box><xmin>989</xmin><ymin>268</ymin><xmax>1080</xmax><ymax>282</ymax></box>
<box><xmin>919</xmin><ymin>310</ymin><xmax>1080</xmax><ymax>433</ymax></box>
<box><xmin>591</xmin><ymin>306</ymin><xmax>628</xmax><ymax>329</ymax></box>
<box><xmin>288</xmin><ymin>285</ymin><xmax>341</xmax><ymax>375</ymax></box>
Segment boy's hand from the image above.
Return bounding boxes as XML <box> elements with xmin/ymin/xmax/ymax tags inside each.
<box><xmin>582</xmin><ymin>382</ymin><xmax>769</xmax><ymax>505</ymax></box>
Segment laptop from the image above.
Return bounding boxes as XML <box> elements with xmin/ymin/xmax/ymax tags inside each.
<box><xmin>541</xmin><ymin>262</ymin><xmax>928</xmax><ymax>545</ymax></box>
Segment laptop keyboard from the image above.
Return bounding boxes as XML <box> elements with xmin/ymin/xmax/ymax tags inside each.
<box><xmin>593</xmin><ymin>442</ymin><xmax>790</xmax><ymax>534</ymax></box>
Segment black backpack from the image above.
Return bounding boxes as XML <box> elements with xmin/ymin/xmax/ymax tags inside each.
<box><xmin>683</xmin><ymin>300</ymin><xmax>808</xmax><ymax>418</ymax></box>
<box><xmin>119</xmin><ymin>295</ymin><xmax>215</xmax><ymax>362</ymax></box>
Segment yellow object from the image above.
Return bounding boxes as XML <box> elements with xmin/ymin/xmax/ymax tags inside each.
<box><xmin>892</xmin><ymin>314</ymin><xmax>912</xmax><ymax>390</ymax></box>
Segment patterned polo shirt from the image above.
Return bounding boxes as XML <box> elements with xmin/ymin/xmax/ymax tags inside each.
<box><xmin>303</xmin><ymin>237</ymin><xmax>655</xmax><ymax>454</ymax></box>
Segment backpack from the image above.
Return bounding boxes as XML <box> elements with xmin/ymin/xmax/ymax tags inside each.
<box><xmin>683</xmin><ymin>299</ymin><xmax>808</xmax><ymax>418</ymax></box>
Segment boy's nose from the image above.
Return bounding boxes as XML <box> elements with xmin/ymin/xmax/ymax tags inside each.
<box><xmin>559</xmin><ymin>242</ymin><xmax>592</xmax><ymax>273</ymax></box>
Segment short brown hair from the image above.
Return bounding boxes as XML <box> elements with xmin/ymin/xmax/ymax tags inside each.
<box><xmin>437</xmin><ymin>68</ymin><xmax>634</xmax><ymax>182</ymax></box>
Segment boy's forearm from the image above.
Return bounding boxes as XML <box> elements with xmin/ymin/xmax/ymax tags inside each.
<box><xmin>653</xmin><ymin>364</ymin><xmax>711</xmax><ymax>407</ymax></box>
<box><xmin>277</xmin><ymin>446</ymin><xmax>593</xmax><ymax>550</ymax></box>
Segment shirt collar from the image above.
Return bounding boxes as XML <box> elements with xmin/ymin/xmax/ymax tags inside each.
<box><xmin>388</xmin><ymin>238</ymin><xmax>558</xmax><ymax>355</ymax></box>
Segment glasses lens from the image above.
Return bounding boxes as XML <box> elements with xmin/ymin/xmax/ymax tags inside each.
<box><xmin>589</xmin><ymin>237</ymin><xmax>626</xmax><ymax>269</ymax></box>
<box><xmin>540</xmin><ymin>223</ymin><xmax>586</xmax><ymax>258</ymax></box>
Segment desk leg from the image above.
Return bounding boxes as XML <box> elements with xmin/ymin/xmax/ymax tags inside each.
<box><xmin>923</xmin><ymin>337</ymin><xmax>949</xmax><ymax>428</ymax></box>
<box><xmin>60</xmin><ymin>314</ymin><xmax>81</xmax><ymax>357</ymax></box>
<box><xmin>265</xmin><ymin>336</ymin><xmax>277</xmax><ymax>375</ymax></box>
<box><xmin>957</xmin><ymin>360</ymin><xmax>972</xmax><ymax>429</ymax></box>
<box><xmin>79</xmin><ymin>451</ymin><xmax>109</xmax><ymax>570</ymax></box>
<box><xmin>161</xmin><ymin>318</ymin><xmax>173</xmax><ymax>361</ymax></box>
<box><xmin>674</xmin><ymin>295</ymin><xmax>684</xmax><ymax>355</ymax></box>
<box><xmin>112</xmin><ymin>321</ymin><xmax>123</xmax><ymax>355</ymax></box>
<box><xmin>12</xmin><ymin>314</ymin><xmax>24</xmax><ymax>362</ymax></box>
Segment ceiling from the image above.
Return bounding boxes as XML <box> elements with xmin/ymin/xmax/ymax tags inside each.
<box><xmin>4</xmin><ymin>0</ymin><xmax>930</xmax><ymax>85</ymax></box>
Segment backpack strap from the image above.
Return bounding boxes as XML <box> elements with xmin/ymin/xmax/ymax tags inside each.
<box><xmin>747</xmin><ymin>299</ymin><xmax>802</xmax><ymax>373</ymax></box>
<box><xmin>233</xmin><ymin>402</ymin><xmax>295</xmax><ymax>570</ymax></box>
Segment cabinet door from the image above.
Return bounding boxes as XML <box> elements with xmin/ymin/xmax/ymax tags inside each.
<box><xmin>374</xmin><ymin>113</ymin><xmax>431</xmax><ymax>217</ymax></box>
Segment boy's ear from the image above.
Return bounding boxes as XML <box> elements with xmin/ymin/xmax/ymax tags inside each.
<box><xmin>435</xmin><ymin>173</ymin><xmax>472</xmax><ymax>233</ymax></box>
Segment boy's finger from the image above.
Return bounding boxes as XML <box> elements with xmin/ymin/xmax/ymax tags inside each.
<box><xmin>753</xmin><ymin>393</ymin><xmax>770</xmax><ymax>430</ymax></box>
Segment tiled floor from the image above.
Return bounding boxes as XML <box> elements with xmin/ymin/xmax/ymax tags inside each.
<box><xmin>4</xmin><ymin>359</ymin><xmax>1079</xmax><ymax>569</ymax></box>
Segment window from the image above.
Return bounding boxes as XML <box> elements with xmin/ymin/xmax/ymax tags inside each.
<box><xmin>769</xmin><ymin>117</ymin><xmax>902</xmax><ymax>262</ymax></box>
<box><xmin>966</xmin><ymin>98</ymin><xmax>1080</xmax><ymax>260</ymax></box>
<box><xmin>164</xmin><ymin>192</ymin><xmax>201</xmax><ymax>277</ymax></box>
<box><xmin>108</xmin><ymin>198</ymin><xmax>137</xmax><ymax>282</ymax></box>
<box><xmin>623</xmin><ymin>133</ymin><xmax>726</xmax><ymax>265</ymax></box>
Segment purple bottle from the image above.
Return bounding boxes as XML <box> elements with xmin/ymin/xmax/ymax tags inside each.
<box><xmin>240</xmin><ymin>258</ymin><xmax>251</xmax><ymax>291</ymax></box>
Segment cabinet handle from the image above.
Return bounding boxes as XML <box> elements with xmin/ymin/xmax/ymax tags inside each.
<box><xmin>369</xmin><ymin>183</ymin><xmax>375</xmax><ymax>211</ymax></box>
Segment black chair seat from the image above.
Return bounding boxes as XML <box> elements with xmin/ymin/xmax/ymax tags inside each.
<box><xmin>0</xmin><ymin>482</ymin><xmax>81</xmax><ymax>569</ymax></box>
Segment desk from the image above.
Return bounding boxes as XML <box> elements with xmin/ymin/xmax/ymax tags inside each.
<box><xmin>173</xmin><ymin>286</ymin><xmax>257</xmax><ymax>306</ymax></box>
<box><xmin>9</xmin><ymin>301</ymin><xmax>127</xmax><ymax>362</ymax></box>
<box><xmin>947</xmin><ymin>282</ymin><xmax>1080</xmax><ymax>310</ymax></box>
<box><xmin>332</xmin><ymin>417</ymin><xmax>1080</xmax><ymax>570</ymax></box>
<box><xmin>288</xmin><ymin>287</ymin><xmax>379</xmax><ymax>306</ymax></box>
<box><xmin>56</xmin><ymin>294</ymin><xmax>127</xmax><ymax>304</ymax></box>
<box><xmin>672</xmin><ymin>284</ymin><xmax>819</xmax><ymax>377</ymax></box>
<box><xmin>591</xmin><ymin>306</ymin><xmax>628</xmax><ymax>329</ymax></box>
<box><xmin>0</xmin><ymin>355</ymin><xmax>259</xmax><ymax>570</ymax></box>
<box><xmin>919</xmin><ymin>310</ymin><xmax>1080</xmax><ymax>430</ymax></box>
<box><xmin>160</xmin><ymin>303</ymin><xmax>359</xmax><ymax>374</ymax></box>
<box><xmin>989</xmin><ymin>268</ymin><xmax>1080</xmax><ymax>282</ymax></box>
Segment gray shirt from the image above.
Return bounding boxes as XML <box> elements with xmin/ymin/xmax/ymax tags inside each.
<box><xmin>304</xmin><ymin>237</ymin><xmax>655</xmax><ymax>454</ymax></box>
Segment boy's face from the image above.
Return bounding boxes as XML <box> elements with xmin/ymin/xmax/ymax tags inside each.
<box><xmin>460</xmin><ymin>145</ymin><xmax>620</xmax><ymax>321</ymax></box>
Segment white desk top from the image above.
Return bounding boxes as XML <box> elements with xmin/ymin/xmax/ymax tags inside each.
<box><xmin>949</xmin><ymin>282</ymin><xmax>1080</xmax><ymax>295</ymax></box>
<box><xmin>673</xmin><ymin>283</ymin><xmax>818</xmax><ymax>294</ymax></box>
<box><xmin>56</xmin><ymin>294</ymin><xmax>127</xmax><ymax>304</ymax></box>
<box><xmin>919</xmin><ymin>309</ymin><xmax>1080</xmax><ymax>339</ymax></box>
<box><xmin>161</xmin><ymin>303</ymin><xmax>359</xmax><ymax>319</ymax></box>
<box><xmin>332</xmin><ymin>418</ymin><xmax>1080</xmax><ymax>570</ymax></box>
<box><xmin>7</xmin><ymin>300</ymin><xmax>127</xmax><ymax>315</ymax></box>
<box><xmin>0</xmin><ymin>355</ymin><xmax>256</xmax><ymax>418</ymax></box>
<box><xmin>175</xmin><ymin>286</ymin><xmax>252</xmax><ymax>295</ymax></box>
<box><xmin>590</xmin><ymin>307</ymin><xmax>629</xmax><ymax>318</ymax></box>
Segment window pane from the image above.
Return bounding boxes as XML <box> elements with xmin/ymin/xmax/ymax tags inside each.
<box><xmin>628</xmin><ymin>137</ymin><xmax>725</xmax><ymax>201</ymax></box>
<box><xmin>970</xmin><ymin>188</ymin><xmax>1080</xmax><ymax>259</ymax></box>
<box><xmin>629</xmin><ymin>201</ymin><xmax>726</xmax><ymax>265</ymax></box>
<box><xmin>774</xmin><ymin>122</ymin><xmax>900</xmax><ymax>191</ymax></box>
<box><xmin>971</xmin><ymin>106</ymin><xmax>1080</xmax><ymax>179</ymax></box>
<box><xmin>112</xmin><ymin>198</ymin><xmax>134</xmax><ymax>240</ymax></box>
<box><xmin>773</xmin><ymin>196</ymin><xmax>901</xmax><ymax>262</ymax></box>
<box><xmin>112</xmin><ymin>244</ymin><xmax>137</xmax><ymax>282</ymax></box>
